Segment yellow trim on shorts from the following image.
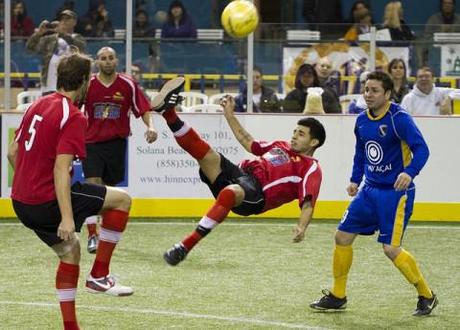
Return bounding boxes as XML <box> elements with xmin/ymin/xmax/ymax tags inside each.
<box><xmin>391</xmin><ymin>194</ymin><xmax>407</xmax><ymax>246</ymax></box>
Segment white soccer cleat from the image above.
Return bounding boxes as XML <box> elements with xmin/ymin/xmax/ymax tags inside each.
<box><xmin>85</xmin><ymin>274</ymin><xmax>134</xmax><ymax>297</ymax></box>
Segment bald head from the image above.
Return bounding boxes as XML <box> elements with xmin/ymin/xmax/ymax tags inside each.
<box><xmin>96</xmin><ymin>47</ymin><xmax>118</xmax><ymax>77</ymax></box>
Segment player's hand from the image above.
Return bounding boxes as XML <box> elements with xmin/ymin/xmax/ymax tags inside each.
<box><xmin>220</xmin><ymin>95</ymin><xmax>236</xmax><ymax>117</ymax></box>
<box><xmin>346</xmin><ymin>182</ymin><xmax>359</xmax><ymax>197</ymax></box>
<box><xmin>38</xmin><ymin>20</ymin><xmax>50</xmax><ymax>34</ymax></box>
<box><xmin>57</xmin><ymin>218</ymin><xmax>75</xmax><ymax>241</ymax></box>
<box><xmin>292</xmin><ymin>225</ymin><xmax>306</xmax><ymax>243</ymax></box>
<box><xmin>145</xmin><ymin>128</ymin><xmax>158</xmax><ymax>143</ymax></box>
<box><xmin>394</xmin><ymin>172</ymin><xmax>412</xmax><ymax>191</ymax></box>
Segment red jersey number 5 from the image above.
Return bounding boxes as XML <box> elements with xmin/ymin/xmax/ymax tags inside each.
<box><xmin>25</xmin><ymin>114</ymin><xmax>43</xmax><ymax>151</ymax></box>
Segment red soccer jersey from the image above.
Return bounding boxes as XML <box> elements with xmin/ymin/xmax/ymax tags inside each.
<box><xmin>11</xmin><ymin>93</ymin><xmax>87</xmax><ymax>204</ymax></box>
<box><xmin>240</xmin><ymin>140</ymin><xmax>322</xmax><ymax>212</ymax></box>
<box><xmin>84</xmin><ymin>73</ymin><xmax>151</xmax><ymax>143</ymax></box>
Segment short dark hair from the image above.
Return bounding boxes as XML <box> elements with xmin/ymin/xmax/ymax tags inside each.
<box><xmin>297</xmin><ymin>117</ymin><xmax>326</xmax><ymax>149</ymax></box>
<box><xmin>366</xmin><ymin>71</ymin><xmax>394</xmax><ymax>92</ymax></box>
<box><xmin>253</xmin><ymin>65</ymin><xmax>263</xmax><ymax>75</ymax></box>
<box><xmin>56</xmin><ymin>53</ymin><xmax>92</xmax><ymax>91</ymax></box>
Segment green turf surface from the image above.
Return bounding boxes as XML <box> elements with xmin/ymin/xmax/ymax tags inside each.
<box><xmin>0</xmin><ymin>219</ymin><xmax>458</xmax><ymax>329</ymax></box>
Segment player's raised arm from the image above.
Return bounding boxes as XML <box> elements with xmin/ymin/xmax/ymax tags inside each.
<box><xmin>221</xmin><ymin>95</ymin><xmax>254</xmax><ymax>153</ymax></box>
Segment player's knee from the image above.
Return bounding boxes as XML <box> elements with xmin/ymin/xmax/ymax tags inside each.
<box><xmin>103</xmin><ymin>187</ymin><xmax>132</xmax><ymax>212</ymax></box>
<box><xmin>222</xmin><ymin>184</ymin><xmax>244</xmax><ymax>206</ymax></box>
<box><xmin>382</xmin><ymin>244</ymin><xmax>400</xmax><ymax>260</ymax></box>
<box><xmin>53</xmin><ymin>235</ymin><xmax>81</xmax><ymax>264</ymax></box>
<box><xmin>334</xmin><ymin>230</ymin><xmax>354</xmax><ymax>245</ymax></box>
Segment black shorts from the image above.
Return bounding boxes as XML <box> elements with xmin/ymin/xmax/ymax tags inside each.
<box><xmin>12</xmin><ymin>182</ymin><xmax>106</xmax><ymax>247</ymax></box>
<box><xmin>199</xmin><ymin>154</ymin><xmax>265</xmax><ymax>216</ymax></box>
<box><xmin>82</xmin><ymin>138</ymin><xmax>127</xmax><ymax>186</ymax></box>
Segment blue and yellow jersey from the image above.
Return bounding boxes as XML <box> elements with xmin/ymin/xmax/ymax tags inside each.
<box><xmin>351</xmin><ymin>102</ymin><xmax>429</xmax><ymax>188</ymax></box>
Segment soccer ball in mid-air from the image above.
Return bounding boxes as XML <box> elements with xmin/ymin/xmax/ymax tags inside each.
<box><xmin>221</xmin><ymin>0</ymin><xmax>259</xmax><ymax>38</ymax></box>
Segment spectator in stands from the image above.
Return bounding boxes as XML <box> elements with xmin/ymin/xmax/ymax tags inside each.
<box><xmin>11</xmin><ymin>0</ymin><xmax>34</xmax><ymax>36</ymax></box>
<box><xmin>284</xmin><ymin>63</ymin><xmax>341</xmax><ymax>113</ymax></box>
<box><xmin>315</xmin><ymin>57</ymin><xmax>341</xmax><ymax>98</ymax></box>
<box><xmin>345</xmin><ymin>1</ymin><xmax>371</xmax><ymax>25</ymax></box>
<box><xmin>425</xmin><ymin>0</ymin><xmax>460</xmax><ymax>35</ymax></box>
<box><xmin>344</xmin><ymin>11</ymin><xmax>372</xmax><ymax>41</ymax></box>
<box><xmin>26</xmin><ymin>10</ymin><xmax>86</xmax><ymax>95</ymax></box>
<box><xmin>133</xmin><ymin>8</ymin><xmax>155</xmax><ymax>38</ymax></box>
<box><xmin>348</xmin><ymin>71</ymin><xmax>369</xmax><ymax>114</ymax></box>
<box><xmin>234</xmin><ymin>66</ymin><xmax>281</xmax><ymax>113</ymax></box>
<box><xmin>382</xmin><ymin>1</ymin><xmax>415</xmax><ymax>41</ymax></box>
<box><xmin>161</xmin><ymin>0</ymin><xmax>197</xmax><ymax>38</ymax></box>
<box><xmin>388</xmin><ymin>58</ymin><xmax>410</xmax><ymax>104</ymax></box>
<box><xmin>401</xmin><ymin>66</ymin><xmax>458</xmax><ymax>115</ymax></box>
<box><xmin>77</xmin><ymin>0</ymin><xmax>114</xmax><ymax>37</ymax></box>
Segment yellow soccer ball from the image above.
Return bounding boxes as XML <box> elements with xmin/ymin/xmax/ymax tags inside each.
<box><xmin>221</xmin><ymin>0</ymin><xmax>259</xmax><ymax>38</ymax></box>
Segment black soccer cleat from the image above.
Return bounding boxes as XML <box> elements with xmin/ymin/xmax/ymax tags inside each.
<box><xmin>413</xmin><ymin>292</ymin><xmax>438</xmax><ymax>316</ymax></box>
<box><xmin>310</xmin><ymin>289</ymin><xmax>347</xmax><ymax>311</ymax></box>
<box><xmin>151</xmin><ymin>77</ymin><xmax>185</xmax><ymax>113</ymax></box>
<box><xmin>163</xmin><ymin>243</ymin><xmax>188</xmax><ymax>266</ymax></box>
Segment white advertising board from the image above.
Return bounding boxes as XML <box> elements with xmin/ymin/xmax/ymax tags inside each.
<box><xmin>2</xmin><ymin>113</ymin><xmax>460</xmax><ymax>203</ymax></box>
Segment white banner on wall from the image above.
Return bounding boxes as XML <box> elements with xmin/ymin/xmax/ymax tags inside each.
<box><xmin>2</xmin><ymin>113</ymin><xmax>460</xmax><ymax>203</ymax></box>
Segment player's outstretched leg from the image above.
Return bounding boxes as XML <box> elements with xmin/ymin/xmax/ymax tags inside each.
<box><xmin>152</xmin><ymin>77</ymin><xmax>213</xmax><ymax>162</ymax></box>
<box><xmin>164</xmin><ymin>185</ymin><xmax>243</xmax><ymax>266</ymax></box>
<box><xmin>389</xmin><ymin>247</ymin><xmax>438</xmax><ymax>316</ymax></box>
<box><xmin>85</xmin><ymin>216</ymin><xmax>99</xmax><ymax>254</ymax></box>
<box><xmin>86</xmin><ymin>187</ymin><xmax>134</xmax><ymax>296</ymax></box>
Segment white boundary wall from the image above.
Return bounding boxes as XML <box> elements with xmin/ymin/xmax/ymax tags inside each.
<box><xmin>2</xmin><ymin>113</ymin><xmax>460</xmax><ymax>202</ymax></box>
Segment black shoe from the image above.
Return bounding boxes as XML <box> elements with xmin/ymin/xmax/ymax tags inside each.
<box><xmin>413</xmin><ymin>292</ymin><xmax>438</xmax><ymax>316</ymax></box>
<box><xmin>163</xmin><ymin>243</ymin><xmax>188</xmax><ymax>266</ymax></box>
<box><xmin>151</xmin><ymin>77</ymin><xmax>185</xmax><ymax>113</ymax></box>
<box><xmin>310</xmin><ymin>289</ymin><xmax>347</xmax><ymax>310</ymax></box>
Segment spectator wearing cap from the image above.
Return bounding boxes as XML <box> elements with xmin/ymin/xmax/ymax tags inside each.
<box><xmin>161</xmin><ymin>0</ymin><xmax>197</xmax><ymax>38</ymax></box>
<box><xmin>26</xmin><ymin>10</ymin><xmax>86</xmax><ymax>94</ymax></box>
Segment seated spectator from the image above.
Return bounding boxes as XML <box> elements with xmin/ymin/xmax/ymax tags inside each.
<box><xmin>133</xmin><ymin>8</ymin><xmax>155</xmax><ymax>37</ymax></box>
<box><xmin>161</xmin><ymin>0</ymin><xmax>197</xmax><ymax>38</ymax></box>
<box><xmin>382</xmin><ymin>1</ymin><xmax>415</xmax><ymax>41</ymax></box>
<box><xmin>11</xmin><ymin>0</ymin><xmax>34</xmax><ymax>37</ymax></box>
<box><xmin>303</xmin><ymin>87</ymin><xmax>325</xmax><ymax>114</ymax></box>
<box><xmin>344</xmin><ymin>12</ymin><xmax>372</xmax><ymax>41</ymax></box>
<box><xmin>26</xmin><ymin>10</ymin><xmax>86</xmax><ymax>94</ymax></box>
<box><xmin>344</xmin><ymin>1</ymin><xmax>373</xmax><ymax>41</ymax></box>
<box><xmin>234</xmin><ymin>66</ymin><xmax>281</xmax><ymax>113</ymax></box>
<box><xmin>388</xmin><ymin>58</ymin><xmax>410</xmax><ymax>104</ymax></box>
<box><xmin>77</xmin><ymin>0</ymin><xmax>114</xmax><ymax>37</ymax></box>
<box><xmin>348</xmin><ymin>71</ymin><xmax>369</xmax><ymax>114</ymax></box>
<box><xmin>284</xmin><ymin>63</ymin><xmax>341</xmax><ymax>113</ymax></box>
<box><xmin>315</xmin><ymin>57</ymin><xmax>341</xmax><ymax>98</ymax></box>
<box><xmin>425</xmin><ymin>0</ymin><xmax>460</xmax><ymax>36</ymax></box>
<box><xmin>401</xmin><ymin>66</ymin><xmax>459</xmax><ymax>115</ymax></box>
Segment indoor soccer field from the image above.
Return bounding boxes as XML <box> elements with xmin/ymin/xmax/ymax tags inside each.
<box><xmin>0</xmin><ymin>218</ymin><xmax>458</xmax><ymax>329</ymax></box>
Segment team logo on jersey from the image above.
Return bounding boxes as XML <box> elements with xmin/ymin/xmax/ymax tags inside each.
<box><xmin>365</xmin><ymin>140</ymin><xmax>383</xmax><ymax>165</ymax></box>
<box><xmin>263</xmin><ymin>148</ymin><xmax>289</xmax><ymax>166</ymax></box>
<box><xmin>94</xmin><ymin>103</ymin><xmax>122</xmax><ymax>119</ymax></box>
<box><xmin>378</xmin><ymin>124</ymin><xmax>388</xmax><ymax>137</ymax></box>
<box><xmin>112</xmin><ymin>91</ymin><xmax>124</xmax><ymax>101</ymax></box>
